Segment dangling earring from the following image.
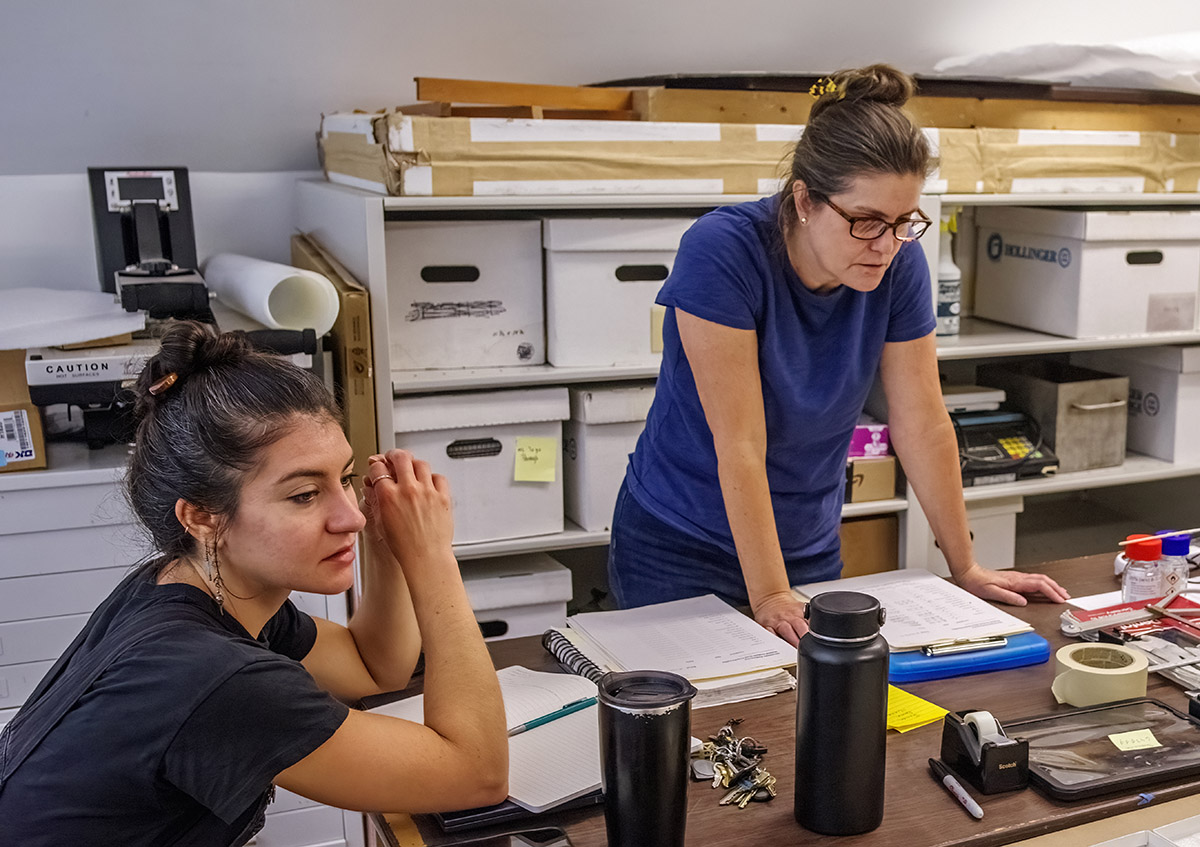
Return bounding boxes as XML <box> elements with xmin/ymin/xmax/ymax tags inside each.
<box><xmin>205</xmin><ymin>539</ymin><xmax>226</xmax><ymax>613</ymax></box>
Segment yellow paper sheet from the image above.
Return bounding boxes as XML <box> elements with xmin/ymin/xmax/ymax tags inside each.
<box><xmin>887</xmin><ymin>684</ymin><xmax>948</xmax><ymax>733</ymax></box>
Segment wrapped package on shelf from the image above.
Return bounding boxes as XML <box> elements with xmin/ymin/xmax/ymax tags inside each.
<box><xmin>977</xmin><ymin>127</ymin><xmax>1169</xmax><ymax>194</ymax></box>
<box><xmin>1164</xmin><ymin>132</ymin><xmax>1200</xmax><ymax>193</ymax></box>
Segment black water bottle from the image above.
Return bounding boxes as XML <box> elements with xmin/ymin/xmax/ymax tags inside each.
<box><xmin>794</xmin><ymin>590</ymin><xmax>889</xmax><ymax>835</ymax></box>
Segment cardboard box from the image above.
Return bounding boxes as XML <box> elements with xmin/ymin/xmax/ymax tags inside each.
<box><xmin>1164</xmin><ymin>132</ymin><xmax>1200</xmax><ymax>194</ymax></box>
<box><xmin>838</xmin><ymin>516</ymin><xmax>899</xmax><ymax>578</ymax></box>
<box><xmin>845</xmin><ymin>456</ymin><xmax>896</xmax><ymax>503</ymax></box>
<box><xmin>562</xmin><ymin>382</ymin><xmax>655</xmax><ymax>531</ymax></box>
<box><xmin>461</xmin><ymin>553</ymin><xmax>573</xmax><ymax>640</ymax></box>
<box><xmin>320</xmin><ymin>112</ymin><xmax>797</xmax><ymax>196</ymax></box>
<box><xmin>925</xmin><ymin>496</ymin><xmax>1024</xmax><ymax>572</ymax></box>
<box><xmin>925</xmin><ymin>127</ymin><xmax>985</xmax><ymax>194</ymax></box>
<box><xmin>847</xmin><ymin>414</ymin><xmax>889</xmax><ymax>458</ymax></box>
<box><xmin>290</xmin><ymin>234</ymin><xmax>379</xmax><ymax>457</ymax></box>
<box><xmin>978</xmin><ymin>361</ymin><xmax>1129</xmax><ymax>473</ymax></box>
<box><xmin>393</xmin><ymin>387</ymin><xmax>568</xmax><ymax>544</ymax></box>
<box><xmin>384</xmin><ymin>219</ymin><xmax>544</xmax><ymax>369</ymax></box>
<box><xmin>974</xmin><ymin>206</ymin><xmax>1200</xmax><ymax>338</ymax></box>
<box><xmin>0</xmin><ymin>350</ymin><xmax>46</xmax><ymax>473</ymax></box>
<box><xmin>978</xmin><ymin>128</ymin><xmax>1168</xmax><ymax>194</ymax></box>
<box><xmin>1072</xmin><ymin>346</ymin><xmax>1200</xmax><ymax>464</ymax></box>
<box><xmin>543</xmin><ymin>218</ymin><xmax>692</xmax><ymax>367</ymax></box>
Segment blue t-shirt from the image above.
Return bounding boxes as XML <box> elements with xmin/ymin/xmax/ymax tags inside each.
<box><xmin>0</xmin><ymin>565</ymin><xmax>349</xmax><ymax>847</ymax></box>
<box><xmin>627</xmin><ymin>196</ymin><xmax>935</xmax><ymax>562</ymax></box>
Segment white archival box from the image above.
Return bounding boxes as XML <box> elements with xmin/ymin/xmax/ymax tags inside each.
<box><xmin>384</xmin><ymin>219</ymin><xmax>545</xmax><ymax>369</ymax></box>
<box><xmin>460</xmin><ymin>552</ymin><xmax>573</xmax><ymax>641</ymax></box>
<box><xmin>393</xmin><ymin>387</ymin><xmax>569</xmax><ymax>544</ymax></box>
<box><xmin>925</xmin><ymin>495</ymin><xmax>1024</xmax><ymax>575</ymax></box>
<box><xmin>563</xmin><ymin>382</ymin><xmax>656</xmax><ymax>531</ymax></box>
<box><xmin>1073</xmin><ymin>345</ymin><xmax>1200</xmax><ymax>463</ymax></box>
<box><xmin>543</xmin><ymin>217</ymin><xmax>693</xmax><ymax>367</ymax></box>
<box><xmin>974</xmin><ymin>207</ymin><xmax>1200</xmax><ymax>338</ymax></box>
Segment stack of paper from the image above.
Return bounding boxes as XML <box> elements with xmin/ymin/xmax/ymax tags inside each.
<box><xmin>554</xmin><ymin>594</ymin><xmax>797</xmax><ymax>709</ymax></box>
<box><xmin>370</xmin><ymin>666</ymin><xmax>601</xmax><ymax>813</ymax></box>
<box><xmin>792</xmin><ymin>569</ymin><xmax>1033</xmax><ymax>652</ymax></box>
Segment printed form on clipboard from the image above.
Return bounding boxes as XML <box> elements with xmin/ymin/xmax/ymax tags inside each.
<box><xmin>544</xmin><ymin>594</ymin><xmax>797</xmax><ymax>708</ymax></box>
<box><xmin>792</xmin><ymin>569</ymin><xmax>1033</xmax><ymax>653</ymax></box>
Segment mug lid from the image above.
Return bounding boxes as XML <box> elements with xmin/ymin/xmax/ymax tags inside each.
<box><xmin>598</xmin><ymin>670</ymin><xmax>698</xmax><ymax>710</ymax></box>
<box><xmin>804</xmin><ymin>591</ymin><xmax>886</xmax><ymax>640</ymax></box>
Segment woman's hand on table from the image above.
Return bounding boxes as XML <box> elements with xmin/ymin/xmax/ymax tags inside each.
<box><xmin>752</xmin><ymin>591</ymin><xmax>811</xmax><ymax>646</ymax></box>
<box><xmin>953</xmin><ymin>562</ymin><xmax>1071</xmax><ymax>605</ymax></box>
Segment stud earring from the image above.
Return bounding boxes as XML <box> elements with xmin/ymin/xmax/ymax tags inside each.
<box><xmin>800</xmin><ymin>217</ymin><xmax>808</xmax><ymax>225</ymax></box>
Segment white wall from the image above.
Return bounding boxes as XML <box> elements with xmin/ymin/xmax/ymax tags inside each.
<box><xmin>3</xmin><ymin>0</ymin><xmax>1199</xmax><ymax>288</ymax></box>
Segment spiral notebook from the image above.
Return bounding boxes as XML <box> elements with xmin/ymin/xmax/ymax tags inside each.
<box><xmin>541</xmin><ymin>594</ymin><xmax>796</xmax><ymax>708</ymax></box>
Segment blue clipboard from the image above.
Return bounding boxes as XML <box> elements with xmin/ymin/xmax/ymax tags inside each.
<box><xmin>888</xmin><ymin>631</ymin><xmax>1051</xmax><ymax>683</ymax></box>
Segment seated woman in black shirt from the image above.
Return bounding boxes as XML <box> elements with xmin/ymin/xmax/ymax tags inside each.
<box><xmin>0</xmin><ymin>321</ymin><xmax>508</xmax><ymax>846</ymax></box>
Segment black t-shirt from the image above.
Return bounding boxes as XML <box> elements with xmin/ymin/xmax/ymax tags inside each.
<box><xmin>0</xmin><ymin>565</ymin><xmax>350</xmax><ymax>847</ymax></box>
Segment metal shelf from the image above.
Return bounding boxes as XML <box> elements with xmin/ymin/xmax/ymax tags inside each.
<box><xmin>962</xmin><ymin>453</ymin><xmax>1200</xmax><ymax>503</ymax></box>
<box><xmin>393</xmin><ymin>363</ymin><xmax>658</xmax><ymax>395</ymax></box>
<box><xmin>936</xmin><ymin>318</ymin><xmax>1200</xmax><ymax>361</ymax></box>
<box><xmin>942</xmin><ymin>192</ymin><xmax>1200</xmax><ymax>207</ymax></box>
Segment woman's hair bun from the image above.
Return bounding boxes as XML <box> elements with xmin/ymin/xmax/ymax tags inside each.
<box><xmin>133</xmin><ymin>320</ymin><xmax>255</xmax><ymax>418</ymax></box>
<box><xmin>811</xmin><ymin>64</ymin><xmax>916</xmax><ymax>121</ymax></box>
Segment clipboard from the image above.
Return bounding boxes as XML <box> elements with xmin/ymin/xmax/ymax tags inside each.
<box><xmin>888</xmin><ymin>632</ymin><xmax>1051</xmax><ymax>683</ymax></box>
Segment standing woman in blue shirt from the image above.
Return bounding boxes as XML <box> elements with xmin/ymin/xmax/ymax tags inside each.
<box><xmin>609</xmin><ymin>65</ymin><xmax>1069</xmax><ymax>646</ymax></box>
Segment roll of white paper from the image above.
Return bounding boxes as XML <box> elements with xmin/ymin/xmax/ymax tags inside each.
<box><xmin>203</xmin><ymin>253</ymin><xmax>339</xmax><ymax>336</ymax></box>
<box><xmin>1051</xmin><ymin>643</ymin><xmax>1148</xmax><ymax>708</ymax></box>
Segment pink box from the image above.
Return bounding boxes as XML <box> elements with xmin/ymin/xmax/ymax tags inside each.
<box><xmin>848</xmin><ymin>415</ymin><xmax>889</xmax><ymax>458</ymax></box>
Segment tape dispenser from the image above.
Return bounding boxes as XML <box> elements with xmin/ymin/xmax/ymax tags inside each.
<box><xmin>939</xmin><ymin>709</ymin><xmax>1029</xmax><ymax>794</ymax></box>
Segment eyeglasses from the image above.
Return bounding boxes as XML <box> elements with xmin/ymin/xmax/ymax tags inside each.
<box><xmin>817</xmin><ymin>195</ymin><xmax>932</xmax><ymax>242</ymax></box>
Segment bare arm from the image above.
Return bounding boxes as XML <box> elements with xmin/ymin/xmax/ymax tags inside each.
<box><xmin>880</xmin><ymin>333</ymin><xmax>1068</xmax><ymax>604</ymax></box>
<box><xmin>676</xmin><ymin>308</ymin><xmax>810</xmax><ymax>645</ymax></box>
<box><xmin>276</xmin><ymin>450</ymin><xmax>508</xmax><ymax>813</ymax></box>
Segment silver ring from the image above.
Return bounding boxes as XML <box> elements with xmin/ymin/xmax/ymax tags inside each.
<box><xmin>368</xmin><ymin>473</ymin><xmax>395</xmax><ymax>486</ymax></box>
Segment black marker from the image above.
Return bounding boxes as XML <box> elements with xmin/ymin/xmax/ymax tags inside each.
<box><xmin>929</xmin><ymin>758</ymin><xmax>984</xmax><ymax>820</ymax></box>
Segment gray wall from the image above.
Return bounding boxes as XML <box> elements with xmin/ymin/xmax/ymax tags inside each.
<box><xmin>5</xmin><ymin>0</ymin><xmax>1200</xmax><ymax>174</ymax></box>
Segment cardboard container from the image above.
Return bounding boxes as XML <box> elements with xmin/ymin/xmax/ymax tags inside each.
<box><xmin>562</xmin><ymin>382</ymin><xmax>655</xmax><ymax>531</ymax></box>
<box><xmin>290</xmin><ymin>234</ymin><xmax>379</xmax><ymax>457</ymax></box>
<box><xmin>1072</xmin><ymin>346</ymin><xmax>1200</xmax><ymax>464</ymax></box>
<box><xmin>925</xmin><ymin>127</ymin><xmax>985</xmax><ymax>195</ymax></box>
<box><xmin>461</xmin><ymin>553</ymin><xmax>573</xmax><ymax>640</ymax></box>
<box><xmin>847</xmin><ymin>413</ymin><xmax>889</xmax><ymax>458</ymax></box>
<box><xmin>978</xmin><ymin>128</ymin><xmax>1168</xmax><ymax>194</ymax></box>
<box><xmin>543</xmin><ymin>218</ymin><xmax>692</xmax><ymax>367</ymax></box>
<box><xmin>384</xmin><ymin>219</ymin><xmax>544</xmax><ymax>369</ymax></box>
<box><xmin>845</xmin><ymin>456</ymin><xmax>896</xmax><ymax>503</ymax></box>
<box><xmin>974</xmin><ymin>206</ymin><xmax>1200</xmax><ymax>338</ymax></box>
<box><xmin>1164</xmin><ymin>132</ymin><xmax>1200</xmax><ymax>194</ymax></box>
<box><xmin>320</xmin><ymin>112</ymin><xmax>797</xmax><ymax>196</ymax></box>
<box><xmin>0</xmin><ymin>350</ymin><xmax>46</xmax><ymax>473</ymax></box>
<box><xmin>926</xmin><ymin>496</ymin><xmax>1025</xmax><ymax>572</ymax></box>
<box><xmin>838</xmin><ymin>516</ymin><xmax>899</xmax><ymax>578</ymax></box>
<box><xmin>393</xmin><ymin>387</ymin><xmax>568</xmax><ymax>544</ymax></box>
<box><xmin>978</xmin><ymin>361</ymin><xmax>1129</xmax><ymax>473</ymax></box>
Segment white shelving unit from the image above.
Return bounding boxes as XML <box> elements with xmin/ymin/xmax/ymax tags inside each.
<box><xmin>296</xmin><ymin>179</ymin><xmax>1200</xmax><ymax>571</ymax></box>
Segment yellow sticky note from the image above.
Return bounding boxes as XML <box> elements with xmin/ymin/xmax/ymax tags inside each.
<box><xmin>887</xmin><ymin>685</ymin><xmax>949</xmax><ymax>733</ymax></box>
<box><xmin>514</xmin><ymin>437</ymin><xmax>557</xmax><ymax>483</ymax></box>
<box><xmin>650</xmin><ymin>304</ymin><xmax>666</xmax><ymax>353</ymax></box>
<box><xmin>1109</xmin><ymin>728</ymin><xmax>1161</xmax><ymax>751</ymax></box>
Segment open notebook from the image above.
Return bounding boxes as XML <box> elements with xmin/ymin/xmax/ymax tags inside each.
<box><xmin>792</xmin><ymin>568</ymin><xmax>1034</xmax><ymax>652</ymax></box>
<box><xmin>369</xmin><ymin>666</ymin><xmax>600</xmax><ymax>813</ymax></box>
<box><xmin>543</xmin><ymin>594</ymin><xmax>796</xmax><ymax>708</ymax></box>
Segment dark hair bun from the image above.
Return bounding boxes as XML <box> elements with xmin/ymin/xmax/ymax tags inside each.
<box><xmin>134</xmin><ymin>320</ymin><xmax>255</xmax><ymax>419</ymax></box>
<box><xmin>810</xmin><ymin>64</ymin><xmax>917</xmax><ymax>122</ymax></box>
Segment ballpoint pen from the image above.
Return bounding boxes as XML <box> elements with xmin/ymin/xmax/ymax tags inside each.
<box><xmin>929</xmin><ymin>758</ymin><xmax>984</xmax><ymax>820</ymax></box>
<box><xmin>507</xmin><ymin>696</ymin><xmax>598</xmax><ymax>737</ymax></box>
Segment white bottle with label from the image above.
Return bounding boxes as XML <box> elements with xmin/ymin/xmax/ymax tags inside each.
<box><xmin>936</xmin><ymin>210</ymin><xmax>961</xmax><ymax>336</ymax></box>
<box><xmin>1121</xmin><ymin>534</ymin><xmax>1165</xmax><ymax>603</ymax></box>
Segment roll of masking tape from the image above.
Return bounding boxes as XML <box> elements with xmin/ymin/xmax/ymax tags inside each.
<box><xmin>963</xmin><ymin>710</ymin><xmax>1015</xmax><ymax>761</ymax></box>
<box><xmin>1051</xmin><ymin>644</ymin><xmax>1148</xmax><ymax>708</ymax></box>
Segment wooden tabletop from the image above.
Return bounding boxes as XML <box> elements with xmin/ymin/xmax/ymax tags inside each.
<box><xmin>385</xmin><ymin>554</ymin><xmax>1200</xmax><ymax>847</ymax></box>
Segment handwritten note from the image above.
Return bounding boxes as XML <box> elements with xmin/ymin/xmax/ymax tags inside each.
<box><xmin>514</xmin><ymin>436</ymin><xmax>557</xmax><ymax>482</ymax></box>
<box><xmin>1109</xmin><ymin>728</ymin><xmax>1161</xmax><ymax>751</ymax></box>
<box><xmin>887</xmin><ymin>685</ymin><xmax>948</xmax><ymax>733</ymax></box>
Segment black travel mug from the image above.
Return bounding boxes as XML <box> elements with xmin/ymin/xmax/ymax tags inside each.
<box><xmin>598</xmin><ymin>670</ymin><xmax>697</xmax><ymax>847</ymax></box>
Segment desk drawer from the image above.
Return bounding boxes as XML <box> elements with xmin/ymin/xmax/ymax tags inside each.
<box><xmin>0</xmin><ymin>659</ymin><xmax>53</xmax><ymax>710</ymax></box>
<box><xmin>0</xmin><ymin>483</ymin><xmax>133</xmax><ymax>536</ymax></box>
<box><xmin>0</xmin><ymin>524</ymin><xmax>148</xmax><ymax>580</ymax></box>
<box><xmin>0</xmin><ymin>614</ymin><xmax>88</xmax><ymax>666</ymax></box>
<box><xmin>251</xmin><ymin>805</ymin><xmax>346</xmax><ymax>847</ymax></box>
<box><xmin>0</xmin><ymin>567</ymin><xmax>126</xmax><ymax>622</ymax></box>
